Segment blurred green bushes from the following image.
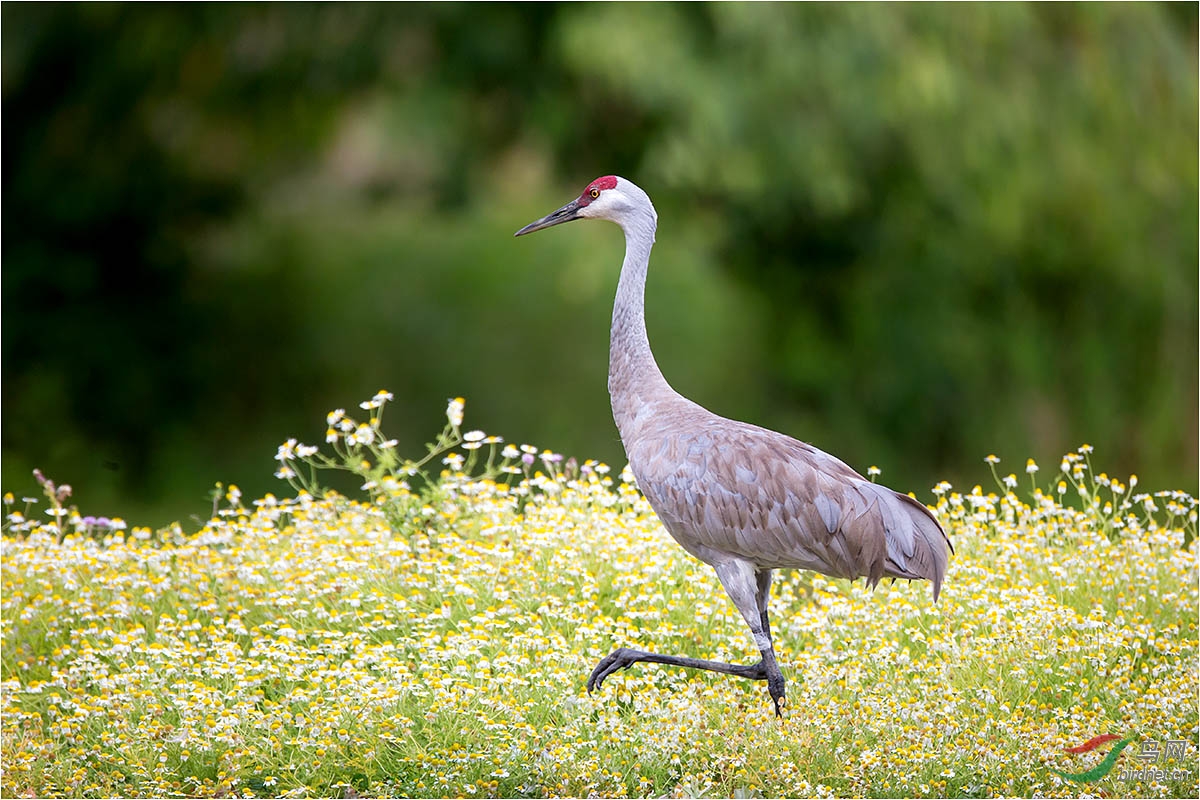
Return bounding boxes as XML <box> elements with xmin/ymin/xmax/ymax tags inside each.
<box><xmin>3</xmin><ymin>3</ymin><xmax>1196</xmax><ymax>525</ymax></box>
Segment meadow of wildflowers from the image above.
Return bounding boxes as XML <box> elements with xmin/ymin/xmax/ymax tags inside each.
<box><xmin>2</xmin><ymin>394</ymin><xmax>1197</xmax><ymax>798</ymax></box>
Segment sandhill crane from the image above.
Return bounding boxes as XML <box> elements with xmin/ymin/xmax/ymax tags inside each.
<box><xmin>515</xmin><ymin>176</ymin><xmax>952</xmax><ymax>716</ymax></box>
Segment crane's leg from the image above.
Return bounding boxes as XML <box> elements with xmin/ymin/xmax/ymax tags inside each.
<box><xmin>720</xmin><ymin>560</ymin><xmax>785</xmax><ymax>716</ymax></box>
<box><xmin>751</xmin><ymin>567</ymin><xmax>787</xmax><ymax>716</ymax></box>
<box><xmin>587</xmin><ymin>560</ymin><xmax>787</xmax><ymax>717</ymax></box>
<box><xmin>755</xmin><ymin>568</ymin><xmax>773</xmax><ymax>642</ymax></box>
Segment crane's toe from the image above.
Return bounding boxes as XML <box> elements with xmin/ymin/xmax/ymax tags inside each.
<box><xmin>768</xmin><ymin>673</ymin><xmax>787</xmax><ymax>718</ymax></box>
<box><xmin>587</xmin><ymin>647</ymin><xmax>646</xmax><ymax>693</ymax></box>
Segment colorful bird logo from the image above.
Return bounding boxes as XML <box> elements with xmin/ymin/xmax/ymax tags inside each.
<box><xmin>1053</xmin><ymin>734</ymin><xmax>1131</xmax><ymax>782</ymax></box>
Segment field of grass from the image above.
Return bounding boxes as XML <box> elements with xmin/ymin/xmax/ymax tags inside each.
<box><xmin>2</xmin><ymin>395</ymin><xmax>1197</xmax><ymax>798</ymax></box>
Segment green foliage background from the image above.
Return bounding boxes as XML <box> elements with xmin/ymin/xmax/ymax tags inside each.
<box><xmin>3</xmin><ymin>3</ymin><xmax>1197</xmax><ymax>525</ymax></box>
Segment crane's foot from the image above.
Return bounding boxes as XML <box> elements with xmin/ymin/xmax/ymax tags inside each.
<box><xmin>587</xmin><ymin>647</ymin><xmax>646</xmax><ymax>692</ymax></box>
<box><xmin>768</xmin><ymin>673</ymin><xmax>787</xmax><ymax>718</ymax></box>
<box><xmin>588</xmin><ymin>648</ymin><xmax>786</xmax><ymax>718</ymax></box>
<box><xmin>587</xmin><ymin>648</ymin><xmax>770</xmax><ymax>693</ymax></box>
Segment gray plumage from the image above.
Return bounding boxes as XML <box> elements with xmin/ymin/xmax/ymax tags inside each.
<box><xmin>516</xmin><ymin>176</ymin><xmax>952</xmax><ymax>716</ymax></box>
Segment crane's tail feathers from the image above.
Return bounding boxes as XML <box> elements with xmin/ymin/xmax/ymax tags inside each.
<box><xmin>873</xmin><ymin>489</ymin><xmax>952</xmax><ymax>601</ymax></box>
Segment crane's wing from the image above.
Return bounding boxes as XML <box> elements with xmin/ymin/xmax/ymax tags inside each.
<box><xmin>627</xmin><ymin>417</ymin><xmax>952</xmax><ymax>600</ymax></box>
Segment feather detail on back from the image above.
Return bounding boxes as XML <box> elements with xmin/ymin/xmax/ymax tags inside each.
<box><xmin>621</xmin><ymin>396</ymin><xmax>953</xmax><ymax>600</ymax></box>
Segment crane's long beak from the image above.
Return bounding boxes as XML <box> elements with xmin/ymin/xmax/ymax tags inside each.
<box><xmin>514</xmin><ymin>198</ymin><xmax>582</xmax><ymax>237</ymax></box>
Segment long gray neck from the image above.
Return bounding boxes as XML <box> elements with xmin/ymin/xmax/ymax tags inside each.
<box><xmin>608</xmin><ymin>207</ymin><xmax>675</xmax><ymax>440</ymax></box>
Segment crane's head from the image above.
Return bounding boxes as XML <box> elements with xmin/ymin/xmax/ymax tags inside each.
<box><xmin>514</xmin><ymin>176</ymin><xmax>652</xmax><ymax>237</ymax></box>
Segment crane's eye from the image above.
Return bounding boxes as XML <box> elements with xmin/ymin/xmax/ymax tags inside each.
<box><xmin>589</xmin><ymin>188</ymin><xmax>600</xmax><ymax>199</ymax></box>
